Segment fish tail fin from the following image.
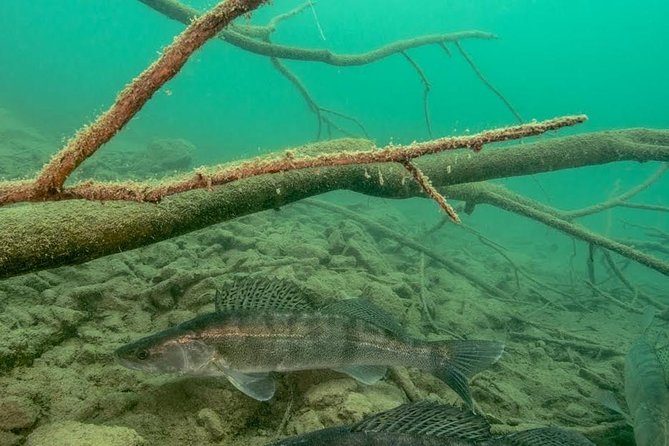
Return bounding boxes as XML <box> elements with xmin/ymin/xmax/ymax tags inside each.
<box><xmin>431</xmin><ymin>340</ymin><xmax>504</xmax><ymax>411</ymax></box>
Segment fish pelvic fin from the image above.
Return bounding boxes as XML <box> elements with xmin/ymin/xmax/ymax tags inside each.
<box><xmin>222</xmin><ymin>369</ymin><xmax>276</xmax><ymax>401</ymax></box>
<box><xmin>431</xmin><ymin>340</ymin><xmax>504</xmax><ymax>411</ymax></box>
<box><xmin>332</xmin><ymin>365</ymin><xmax>387</xmax><ymax>384</ymax></box>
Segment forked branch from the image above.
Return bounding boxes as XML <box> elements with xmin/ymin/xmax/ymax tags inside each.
<box><xmin>32</xmin><ymin>0</ymin><xmax>269</xmax><ymax>199</ymax></box>
<box><xmin>1</xmin><ymin>116</ymin><xmax>587</xmax><ymax>224</ymax></box>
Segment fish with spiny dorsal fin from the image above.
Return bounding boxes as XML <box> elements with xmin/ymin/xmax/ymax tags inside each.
<box><xmin>115</xmin><ymin>278</ymin><xmax>504</xmax><ymax>408</ymax></box>
<box><xmin>267</xmin><ymin>401</ymin><xmax>595</xmax><ymax>445</ymax></box>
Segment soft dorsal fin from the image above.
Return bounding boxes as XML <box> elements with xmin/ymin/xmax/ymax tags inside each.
<box><xmin>320</xmin><ymin>297</ymin><xmax>405</xmax><ymax>336</ymax></box>
<box><xmin>215</xmin><ymin>278</ymin><xmax>314</xmax><ymax>313</ymax></box>
<box><xmin>351</xmin><ymin>401</ymin><xmax>492</xmax><ymax>441</ymax></box>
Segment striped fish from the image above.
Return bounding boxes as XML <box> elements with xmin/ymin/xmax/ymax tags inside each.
<box><xmin>115</xmin><ymin>278</ymin><xmax>504</xmax><ymax>409</ymax></box>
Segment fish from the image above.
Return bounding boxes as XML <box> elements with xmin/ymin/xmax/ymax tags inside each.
<box><xmin>115</xmin><ymin>278</ymin><xmax>504</xmax><ymax>409</ymax></box>
<box><xmin>266</xmin><ymin>400</ymin><xmax>595</xmax><ymax>446</ymax></box>
<box><xmin>624</xmin><ymin>337</ymin><xmax>669</xmax><ymax>446</ymax></box>
<box><xmin>598</xmin><ymin>308</ymin><xmax>669</xmax><ymax>446</ymax></box>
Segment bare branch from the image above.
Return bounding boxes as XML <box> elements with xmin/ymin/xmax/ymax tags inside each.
<box><xmin>0</xmin><ymin>116</ymin><xmax>586</xmax><ymax>206</ymax></box>
<box><xmin>33</xmin><ymin>0</ymin><xmax>269</xmax><ymax>199</ymax></box>
<box><xmin>455</xmin><ymin>41</ymin><xmax>523</xmax><ymax>124</ymax></box>
<box><xmin>562</xmin><ymin>163</ymin><xmax>669</xmax><ymax>219</ymax></box>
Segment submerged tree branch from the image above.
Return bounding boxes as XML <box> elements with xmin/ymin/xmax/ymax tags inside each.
<box><xmin>137</xmin><ymin>0</ymin><xmax>514</xmax><ymax>138</ymax></box>
<box><xmin>1</xmin><ymin>128</ymin><xmax>668</xmax><ymax>279</ymax></box>
<box><xmin>445</xmin><ymin>183</ymin><xmax>669</xmax><ymax>278</ymax></box>
<box><xmin>0</xmin><ymin>115</ymin><xmax>585</xmax><ymax>206</ymax></box>
<box><xmin>139</xmin><ymin>0</ymin><xmax>496</xmax><ymax>66</ymax></box>
<box><xmin>33</xmin><ymin>0</ymin><xmax>269</xmax><ymax>199</ymax></box>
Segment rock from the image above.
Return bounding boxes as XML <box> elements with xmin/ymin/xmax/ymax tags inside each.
<box><xmin>340</xmin><ymin>392</ymin><xmax>374</xmax><ymax>422</ymax></box>
<box><xmin>288</xmin><ymin>410</ymin><xmax>324</xmax><ymax>435</ymax></box>
<box><xmin>304</xmin><ymin>378</ymin><xmax>358</xmax><ymax>409</ymax></box>
<box><xmin>0</xmin><ymin>397</ymin><xmax>39</xmax><ymax>431</ymax></box>
<box><xmin>0</xmin><ymin>431</ymin><xmax>21</xmax><ymax>446</ymax></box>
<box><xmin>25</xmin><ymin>421</ymin><xmax>144</xmax><ymax>446</ymax></box>
<box><xmin>328</xmin><ymin>255</ymin><xmax>357</xmax><ymax>268</ymax></box>
<box><xmin>146</xmin><ymin>138</ymin><xmax>195</xmax><ymax>172</ymax></box>
<box><xmin>564</xmin><ymin>402</ymin><xmax>587</xmax><ymax>418</ymax></box>
<box><xmin>197</xmin><ymin>408</ymin><xmax>225</xmax><ymax>440</ymax></box>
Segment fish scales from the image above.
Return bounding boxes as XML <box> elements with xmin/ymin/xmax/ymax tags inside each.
<box><xmin>185</xmin><ymin>311</ymin><xmax>442</xmax><ymax>373</ymax></box>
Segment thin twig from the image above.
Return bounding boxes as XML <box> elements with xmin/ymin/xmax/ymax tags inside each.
<box><xmin>144</xmin><ymin>0</ymin><xmax>497</xmax><ymax>65</ymax></box>
<box><xmin>601</xmin><ymin>250</ymin><xmax>638</xmax><ymax>298</ymax></box>
<box><xmin>454</xmin><ymin>41</ymin><xmax>523</xmax><ymax>124</ymax></box>
<box><xmin>563</xmin><ymin>163</ymin><xmax>669</xmax><ymax>219</ymax></box>
<box><xmin>302</xmin><ymin>199</ymin><xmax>512</xmax><ymax>300</ymax></box>
<box><xmin>618</xmin><ymin>202</ymin><xmax>669</xmax><ymax>213</ymax></box>
<box><xmin>585</xmin><ymin>281</ymin><xmax>643</xmax><ymax>314</ymax></box>
<box><xmin>400</xmin><ymin>160</ymin><xmax>459</xmax><ymax>222</ymax></box>
<box><xmin>401</xmin><ymin>51</ymin><xmax>432</xmax><ymax>137</ymax></box>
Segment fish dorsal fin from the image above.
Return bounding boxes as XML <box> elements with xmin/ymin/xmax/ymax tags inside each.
<box><xmin>350</xmin><ymin>401</ymin><xmax>492</xmax><ymax>441</ymax></box>
<box><xmin>215</xmin><ymin>278</ymin><xmax>314</xmax><ymax>313</ymax></box>
<box><xmin>321</xmin><ymin>298</ymin><xmax>405</xmax><ymax>336</ymax></box>
<box><xmin>501</xmin><ymin>427</ymin><xmax>595</xmax><ymax>446</ymax></box>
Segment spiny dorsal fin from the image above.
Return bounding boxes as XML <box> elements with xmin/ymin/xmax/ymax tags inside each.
<box><xmin>320</xmin><ymin>297</ymin><xmax>406</xmax><ymax>336</ymax></box>
<box><xmin>350</xmin><ymin>401</ymin><xmax>492</xmax><ymax>441</ymax></box>
<box><xmin>501</xmin><ymin>427</ymin><xmax>595</xmax><ymax>446</ymax></box>
<box><xmin>215</xmin><ymin>278</ymin><xmax>314</xmax><ymax>313</ymax></box>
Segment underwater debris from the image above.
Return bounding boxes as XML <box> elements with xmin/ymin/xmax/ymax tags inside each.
<box><xmin>115</xmin><ymin>278</ymin><xmax>503</xmax><ymax>409</ymax></box>
<box><xmin>267</xmin><ymin>400</ymin><xmax>595</xmax><ymax>445</ymax></box>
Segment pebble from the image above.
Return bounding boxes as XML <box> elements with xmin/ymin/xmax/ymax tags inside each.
<box><xmin>25</xmin><ymin>421</ymin><xmax>144</xmax><ymax>446</ymax></box>
<box><xmin>0</xmin><ymin>397</ymin><xmax>39</xmax><ymax>431</ymax></box>
<box><xmin>197</xmin><ymin>408</ymin><xmax>225</xmax><ymax>441</ymax></box>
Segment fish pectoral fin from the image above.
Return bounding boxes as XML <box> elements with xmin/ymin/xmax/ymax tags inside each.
<box><xmin>223</xmin><ymin>369</ymin><xmax>276</xmax><ymax>401</ymax></box>
<box><xmin>333</xmin><ymin>365</ymin><xmax>387</xmax><ymax>385</ymax></box>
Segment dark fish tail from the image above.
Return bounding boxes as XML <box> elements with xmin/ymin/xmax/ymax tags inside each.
<box><xmin>430</xmin><ymin>340</ymin><xmax>504</xmax><ymax>410</ymax></box>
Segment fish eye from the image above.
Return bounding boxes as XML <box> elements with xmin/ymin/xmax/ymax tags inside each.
<box><xmin>136</xmin><ymin>349</ymin><xmax>149</xmax><ymax>360</ymax></box>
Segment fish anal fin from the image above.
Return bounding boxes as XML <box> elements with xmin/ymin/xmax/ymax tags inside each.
<box><xmin>431</xmin><ymin>340</ymin><xmax>504</xmax><ymax>411</ymax></box>
<box><xmin>594</xmin><ymin>389</ymin><xmax>632</xmax><ymax>425</ymax></box>
<box><xmin>333</xmin><ymin>365</ymin><xmax>387</xmax><ymax>385</ymax></box>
